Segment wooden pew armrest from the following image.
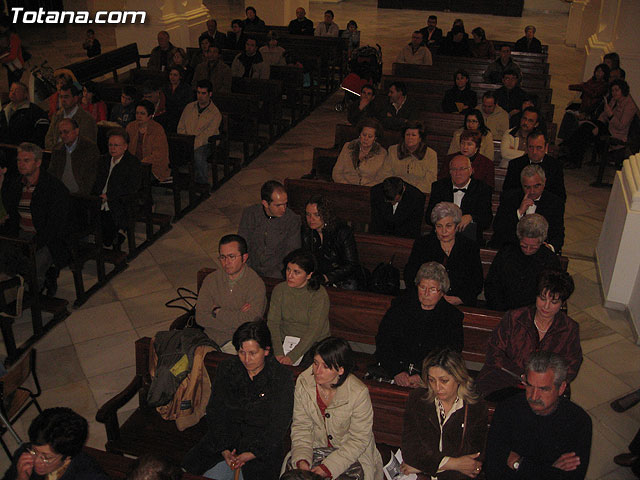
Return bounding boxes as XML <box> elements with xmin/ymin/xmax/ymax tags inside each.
<box><xmin>95</xmin><ymin>375</ymin><xmax>143</xmax><ymax>441</ymax></box>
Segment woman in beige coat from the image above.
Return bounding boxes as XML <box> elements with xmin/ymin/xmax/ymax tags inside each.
<box><xmin>283</xmin><ymin>337</ymin><xmax>383</xmax><ymax>479</ymax></box>
<box><xmin>126</xmin><ymin>100</ymin><xmax>171</xmax><ymax>182</ymax></box>
<box><xmin>332</xmin><ymin>118</ymin><xmax>387</xmax><ymax>187</ymax></box>
<box><xmin>382</xmin><ymin>121</ymin><xmax>437</xmax><ymax>194</ymax></box>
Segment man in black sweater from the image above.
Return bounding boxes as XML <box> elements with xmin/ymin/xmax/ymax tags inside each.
<box><xmin>485</xmin><ymin>351</ymin><xmax>592</xmax><ymax>479</ymax></box>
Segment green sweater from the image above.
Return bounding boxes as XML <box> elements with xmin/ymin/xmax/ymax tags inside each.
<box><xmin>267</xmin><ymin>282</ymin><xmax>330</xmax><ymax>362</ymax></box>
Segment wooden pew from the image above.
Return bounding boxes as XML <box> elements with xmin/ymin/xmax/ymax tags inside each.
<box><xmin>231</xmin><ymin>77</ymin><xmax>285</xmax><ymax>142</ymax></box>
<box><xmin>65</xmin><ymin>43</ymin><xmax>147</xmax><ymax>83</ymax></box>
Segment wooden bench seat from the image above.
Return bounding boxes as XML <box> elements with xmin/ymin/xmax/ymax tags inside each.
<box><xmin>65</xmin><ymin>43</ymin><xmax>146</xmax><ymax>84</ymax></box>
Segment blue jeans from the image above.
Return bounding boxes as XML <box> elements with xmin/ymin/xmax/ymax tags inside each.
<box><xmin>203</xmin><ymin>460</ymin><xmax>244</xmax><ymax>480</ymax></box>
<box><xmin>194</xmin><ymin>144</ymin><xmax>212</xmax><ymax>184</ymax></box>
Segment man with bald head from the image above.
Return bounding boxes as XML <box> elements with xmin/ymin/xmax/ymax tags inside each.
<box><xmin>426</xmin><ymin>154</ymin><xmax>493</xmax><ymax>244</ymax></box>
<box><xmin>288</xmin><ymin>7</ymin><xmax>314</xmax><ymax>35</ymax></box>
<box><xmin>148</xmin><ymin>31</ymin><xmax>175</xmax><ymax>71</ymax></box>
<box><xmin>48</xmin><ymin>118</ymin><xmax>99</xmax><ymax>195</ymax></box>
<box><xmin>202</xmin><ymin>19</ymin><xmax>226</xmax><ymax>49</ymax></box>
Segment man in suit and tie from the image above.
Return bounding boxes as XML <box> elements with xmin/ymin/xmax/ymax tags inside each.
<box><xmin>370</xmin><ymin>176</ymin><xmax>426</xmax><ymax>239</ymax></box>
<box><xmin>91</xmin><ymin>128</ymin><xmax>141</xmax><ymax>250</ymax></box>
<box><xmin>501</xmin><ymin>130</ymin><xmax>566</xmax><ymax>202</ymax></box>
<box><xmin>426</xmin><ymin>155</ymin><xmax>493</xmax><ymax>244</ymax></box>
<box><xmin>491</xmin><ymin>164</ymin><xmax>564</xmax><ymax>253</ymax></box>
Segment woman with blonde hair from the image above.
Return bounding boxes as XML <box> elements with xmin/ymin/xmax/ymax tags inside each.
<box><xmin>332</xmin><ymin>118</ymin><xmax>387</xmax><ymax>186</ymax></box>
<box><xmin>401</xmin><ymin>348</ymin><xmax>488</xmax><ymax>478</ymax></box>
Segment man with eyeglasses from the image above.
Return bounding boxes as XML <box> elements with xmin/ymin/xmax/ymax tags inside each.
<box><xmin>500</xmin><ymin>106</ymin><xmax>540</xmax><ymax>168</ymax></box>
<box><xmin>195</xmin><ymin>234</ymin><xmax>266</xmax><ymax>353</ymax></box>
<box><xmin>426</xmin><ymin>154</ymin><xmax>493</xmax><ymax>244</ymax></box>
<box><xmin>491</xmin><ymin>164</ymin><xmax>564</xmax><ymax>253</ymax></box>
<box><xmin>5</xmin><ymin>407</ymin><xmax>109</xmax><ymax>480</ymax></box>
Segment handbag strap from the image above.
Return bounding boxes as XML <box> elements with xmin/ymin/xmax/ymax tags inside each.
<box><xmin>458</xmin><ymin>403</ymin><xmax>469</xmax><ymax>453</ymax></box>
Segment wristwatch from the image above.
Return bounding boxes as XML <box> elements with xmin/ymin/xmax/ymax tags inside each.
<box><xmin>513</xmin><ymin>460</ymin><xmax>521</xmax><ymax>471</ymax></box>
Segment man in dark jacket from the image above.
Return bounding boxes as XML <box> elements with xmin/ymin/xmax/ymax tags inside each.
<box><xmin>242</xmin><ymin>6</ymin><xmax>267</xmax><ymax>33</ymax></box>
<box><xmin>0</xmin><ymin>82</ymin><xmax>49</xmax><ymax>147</ymax></box>
<box><xmin>347</xmin><ymin>84</ymin><xmax>386</xmax><ymax>125</ymax></box>
<box><xmin>371</xmin><ymin>176</ymin><xmax>425</xmax><ymax>239</ymax></box>
<box><xmin>0</xmin><ymin>142</ymin><xmax>69</xmax><ymax>294</ymax></box>
<box><xmin>493</xmin><ymin>69</ymin><xmax>527</xmax><ymax>117</ymax></box>
<box><xmin>419</xmin><ymin>15</ymin><xmax>443</xmax><ymax>51</ymax></box>
<box><xmin>382</xmin><ymin>82</ymin><xmax>419</xmax><ymax>130</ymax></box>
<box><xmin>148</xmin><ymin>31</ymin><xmax>175</xmax><ymax>71</ymax></box>
<box><xmin>91</xmin><ymin>128</ymin><xmax>141</xmax><ymax>249</ymax></box>
<box><xmin>288</xmin><ymin>7</ymin><xmax>314</xmax><ymax>35</ymax></box>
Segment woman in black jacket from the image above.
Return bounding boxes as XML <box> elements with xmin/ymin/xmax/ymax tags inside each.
<box><xmin>301</xmin><ymin>194</ymin><xmax>363</xmax><ymax>290</ymax></box>
<box><xmin>441</xmin><ymin>69</ymin><xmax>477</xmax><ymax>114</ymax></box>
<box><xmin>182</xmin><ymin>321</ymin><xmax>295</xmax><ymax>480</ymax></box>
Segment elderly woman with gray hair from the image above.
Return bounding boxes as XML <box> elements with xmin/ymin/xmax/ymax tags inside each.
<box><xmin>375</xmin><ymin>262</ymin><xmax>464</xmax><ymax>387</ymax></box>
<box><xmin>404</xmin><ymin>202</ymin><xmax>483</xmax><ymax>307</ymax></box>
<box><xmin>485</xmin><ymin>214</ymin><xmax>562</xmax><ymax>312</ymax></box>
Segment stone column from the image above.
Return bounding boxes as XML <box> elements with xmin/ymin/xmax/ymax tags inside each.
<box><xmin>596</xmin><ymin>153</ymin><xmax>640</xmax><ymax>342</ymax></box>
<box><xmin>566</xmin><ymin>0</ymin><xmax>588</xmax><ymax>48</ymax></box>
<box><xmin>114</xmin><ymin>0</ymin><xmax>209</xmax><ymax>60</ymax></box>
<box><xmin>245</xmin><ymin>0</ymin><xmax>309</xmax><ymax>27</ymax></box>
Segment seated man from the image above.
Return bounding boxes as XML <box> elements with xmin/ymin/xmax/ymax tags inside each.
<box><xmin>45</xmin><ymin>82</ymin><xmax>97</xmax><ymax>150</ymax></box>
<box><xmin>513</xmin><ymin>25</ymin><xmax>543</xmax><ymax>53</ymax></box>
<box><xmin>242</xmin><ymin>6</ymin><xmax>267</xmax><ymax>33</ymax></box>
<box><xmin>484</xmin><ymin>214</ymin><xmax>562</xmax><ymax>311</ymax></box>
<box><xmin>92</xmin><ymin>128</ymin><xmax>141</xmax><ymax>250</ymax></box>
<box><xmin>315</xmin><ymin>10</ymin><xmax>339</xmax><ymax>37</ymax></box>
<box><xmin>478</xmin><ymin>91</ymin><xmax>509</xmax><ymax>139</ymax></box>
<box><xmin>238</xmin><ymin>180</ymin><xmax>301</xmax><ymax>278</ymax></box>
<box><xmin>201</xmin><ymin>19</ymin><xmax>227</xmax><ymax>50</ymax></box>
<box><xmin>177</xmin><ymin>79</ymin><xmax>222</xmax><ymax>185</ymax></box>
<box><xmin>230</xmin><ymin>37</ymin><xmax>269</xmax><ymax>79</ymax></box>
<box><xmin>108</xmin><ymin>86</ymin><xmax>137</xmax><ymax>128</ymax></box>
<box><xmin>4</xmin><ymin>407</ymin><xmax>109</xmax><ymax>480</ymax></box>
<box><xmin>502</xmin><ymin>130</ymin><xmax>566</xmax><ymax>201</ymax></box>
<box><xmin>148</xmin><ymin>30</ymin><xmax>175</xmax><ymax>71</ymax></box>
<box><xmin>382</xmin><ymin>81</ymin><xmax>419</xmax><ymax>131</ymax></box>
<box><xmin>0</xmin><ymin>81</ymin><xmax>49</xmax><ymax>147</ymax></box>
<box><xmin>192</xmin><ymin>45</ymin><xmax>232</xmax><ymax>93</ymax></box>
<box><xmin>288</xmin><ymin>7</ymin><xmax>314</xmax><ymax>35</ymax></box>
<box><xmin>346</xmin><ymin>84</ymin><xmax>386</xmax><ymax>125</ymax></box>
<box><xmin>426</xmin><ymin>154</ymin><xmax>493</xmax><ymax>244</ymax></box>
<box><xmin>419</xmin><ymin>15</ymin><xmax>443</xmax><ymax>50</ymax></box>
<box><xmin>491</xmin><ymin>164</ymin><xmax>564</xmax><ymax>253</ymax></box>
<box><xmin>485</xmin><ymin>351</ymin><xmax>591</xmax><ymax>479</ymax></box>
<box><xmin>483</xmin><ymin>45</ymin><xmax>522</xmax><ymax>84</ymax></box>
<box><xmin>500</xmin><ymin>106</ymin><xmax>541</xmax><ymax>167</ymax></box>
<box><xmin>370</xmin><ymin>176</ymin><xmax>425</xmax><ymax>239</ymax></box>
<box><xmin>0</xmin><ymin>142</ymin><xmax>70</xmax><ymax>295</ymax></box>
<box><xmin>48</xmin><ymin>118</ymin><xmax>99</xmax><ymax>195</ymax></box>
<box><xmin>438</xmin><ymin>24</ymin><xmax>471</xmax><ymax>57</ymax></box>
<box><xmin>396</xmin><ymin>31</ymin><xmax>432</xmax><ymax>65</ymax></box>
<box><xmin>494</xmin><ymin>69</ymin><xmax>527</xmax><ymax>118</ymax></box>
<box><xmin>196</xmin><ymin>234</ymin><xmax>266</xmax><ymax>353</ymax></box>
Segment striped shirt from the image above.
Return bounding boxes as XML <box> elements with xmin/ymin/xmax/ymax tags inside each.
<box><xmin>18</xmin><ymin>179</ymin><xmax>37</xmax><ymax>233</ymax></box>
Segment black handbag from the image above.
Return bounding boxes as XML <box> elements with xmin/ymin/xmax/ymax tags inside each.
<box><xmin>369</xmin><ymin>255</ymin><xmax>400</xmax><ymax>295</ymax></box>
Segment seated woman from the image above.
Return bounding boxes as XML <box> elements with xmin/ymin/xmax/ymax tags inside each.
<box><xmin>376</xmin><ymin>262</ymin><xmax>464</xmax><ymax>387</ymax></box>
<box><xmin>441</xmin><ymin>129</ymin><xmax>494</xmax><ymax>189</ymax></box>
<box><xmin>5</xmin><ymin>407</ymin><xmax>109</xmax><ymax>480</ymax></box>
<box><xmin>341</xmin><ymin>20</ymin><xmax>361</xmax><ymax>55</ymax></box>
<box><xmin>183</xmin><ymin>321</ymin><xmax>295</xmax><ymax>480</ymax></box>
<box><xmin>302</xmin><ymin>195</ymin><xmax>363</xmax><ymax>290</ymax></box>
<box><xmin>80</xmin><ymin>81</ymin><xmax>107</xmax><ymax>122</ymax></box>
<box><xmin>268</xmin><ymin>249</ymin><xmax>330</xmax><ymax>366</ymax></box>
<box><xmin>332</xmin><ymin>118</ymin><xmax>387</xmax><ymax>186</ymax></box>
<box><xmin>404</xmin><ymin>202</ymin><xmax>483</xmax><ymax>307</ymax></box>
<box><xmin>48</xmin><ymin>69</ymin><xmax>76</xmax><ymax>119</ymax></box>
<box><xmin>126</xmin><ymin>100</ymin><xmax>171</xmax><ymax>183</ymax></box>
<box><xmin>259</xmin><ymin>32</ymin><xmax>287</xmax><ymax>68</ymax></box>
<box><xmin>168</xmin><ymin>48</ymin><xmax>194</xmax><ymax>85</ymax></box>
<box><xmin>283</xmin><ymin>337</ymin><xmax>384</xmax><ymax>479</ymax></box>
<box><xmin>448</xmin><ymin>109</ymin><xmax>494</xmax><ymax>161</ymax></box>
<box><xmin>475</xmin><ymin>269</ymin><xmax>583</xmax><ymax>399</ymax></box>
<box><xmin>190</xmin><ymin>33</ymin><xmax>214</xmax><ymax>69</ymax></box>
<box><xmin>441</xmin><ymin>69</ymin><xmax>477</xmax><ymax>114</ymax></box>
<box><xmin>564</xmin><ymin>79</ymin><xmax>638</xmax><ymax>168</ymax></box>
<box><xmin>469</xmin><ymin>27</ymin><xmax>495</xmax><ymax>59</ymax></box>
<box><xmin>381</xmin><ymin>121</ymin><xmax>438</xmax><ymax>194</ymax></box>
<box><xmin>401</xmin><ymin>349</ymin><xmax>488</xmax><ymax>479</ymax></box>
<box><xmin>163</xmin><ymin>66</ymin><xmax>193</xmax><ymax>133</ymax></box>
<box><xmin>484</xmin><ymin>214</ymin><xmax>562</xmax><ymax>312</ymax></box>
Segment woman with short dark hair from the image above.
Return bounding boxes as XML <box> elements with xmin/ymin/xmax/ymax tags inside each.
<box><xmin>283</xmin><ymin>337</ymin><xmax>383</xmax><ymax>479</ymax></box>
<box><xmin>448</xmin><ymin>109</ymin><xmax>494</xmax><ymax>160</ymax></box>
<box><xmin>441</xmin><ymin>69</ymin><xmax>477</xmax><ymax>114</ymax></box>
<box><xmin>470</xmin><ymin>27</ymin><xmax>495</xmax><ymax>59</ymax></box>
<box><xmin>476</xmin><ymin>270</ymin><xmax>583</xmax><ymax>398</ymax></box>
<box><xmin>183</xmin><ymin>321</ymin><xmax>295</xmax><ymax>480</ymax></box>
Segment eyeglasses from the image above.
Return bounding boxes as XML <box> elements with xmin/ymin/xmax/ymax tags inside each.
<box><xmin>218</xmin><ymin>254</ymin><xmax>241</xmax><ymax>261</ymax></box>
<box><xmin>418</xmin><ymin>286</ymin><xmax>441</xmax><ymax>294</ymax></box>
<box><xmin>450</xmin><ymin>167</ymin><xmax>470</xmax><ymax>172</ymax></box>
<box><xmin>26</xmin><ymin>447</ymin><xmax>61</xmax><ymax>464</ymax></box>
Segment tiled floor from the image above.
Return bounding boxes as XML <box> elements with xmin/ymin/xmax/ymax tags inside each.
<box><xmin>1</xmin><ymin>1</ymin><xmax>639</xmax><ymax>479</ymax></box>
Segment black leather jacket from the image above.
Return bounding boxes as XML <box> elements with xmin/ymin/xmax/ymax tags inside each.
<box><xmin>301</xmin><ymin>221</ymin><xmax>361</xmax><ymax>288</ymax></box>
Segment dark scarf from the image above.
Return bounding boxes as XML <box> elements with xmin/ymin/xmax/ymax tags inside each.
<box><xmin>238</xmin><ymin>51</ymin><xmax>264</xmax><ymax>78</ymax></box>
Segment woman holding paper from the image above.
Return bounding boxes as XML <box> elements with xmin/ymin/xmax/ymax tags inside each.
<box><xmin>283</xmin><ymin>337</ymin><xmax>384</xmax><ymax>479</ymax></box>
<box><xmin>401</xmin><ymin>348</ymin><xmax>488</xmax><ymax>479</ymax></box>
<box><xmin>268</xmin><ymin>249</ymin><xmax>330</xmax><ymax>366</ymax></box>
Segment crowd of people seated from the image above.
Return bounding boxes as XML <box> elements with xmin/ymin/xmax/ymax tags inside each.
<box><xmin>3</xmin><ymin>7</ymin><xmax>638</xmax><ymax>480</ymax></box>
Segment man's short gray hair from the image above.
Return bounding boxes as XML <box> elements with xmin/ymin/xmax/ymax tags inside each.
<box><xmin>17</xmin><ymin>142</ymin><xmax>43</xmax><ymax>162</ymax></box>
<box><xmin>415</xmin><ymin>261</ymin><xmax>450</xmax><ymax>292</ymax></box>
<box><xmin>520</xmin><ymin>164</ymin><xmax>545</xmax><ymax>184</ymax></box>
<box><xmin>516</xmin><ymin>213</ymin><xmax>548</xmax><ymax>242</ymax></box>
<box><xmin>526</xmin><ymin>351</ymin><xmax>568</xmax><ymax>387</ymax></box>
<box><xmin>430</xmin><ymin>201</ymin><xmax>462</xmax><ymax>225</ymax></box>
